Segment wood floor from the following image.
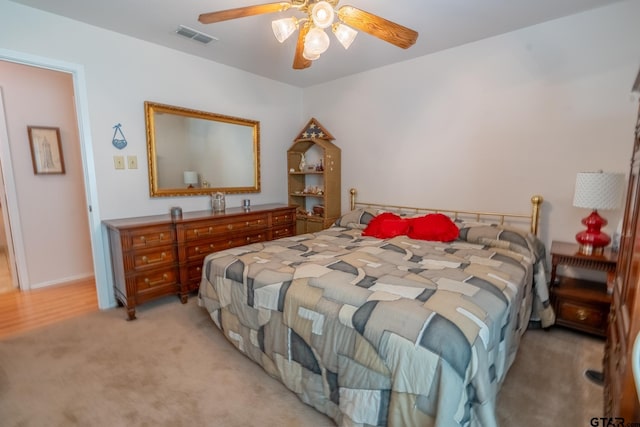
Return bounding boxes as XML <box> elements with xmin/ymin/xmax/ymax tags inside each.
<box><xmin>0</xmin><ymin>278</ymin><xmax>99</xmax><ymax>340</ymax></box>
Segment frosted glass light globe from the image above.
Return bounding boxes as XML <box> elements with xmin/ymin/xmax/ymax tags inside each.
<box><xmin>304</xmin><ymin>27</ymin><xmax>330</xmax><ymax>56</ymax></box>
<box><xmin>311</xmin><ymin>1</ymin><xmax>335</xmax><ymax>29</ymax></box>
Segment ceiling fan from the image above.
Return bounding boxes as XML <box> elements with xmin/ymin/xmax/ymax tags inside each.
<box><xmin>198</xmin><ymin>1</ymin><xmax>419</xmax><ymax>70</ymax></box>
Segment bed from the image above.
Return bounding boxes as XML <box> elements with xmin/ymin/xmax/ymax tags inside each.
<box><xmin>198</xmin><ymin>190</ymin><xmax>554</xmax><ymax>426</ymax></box>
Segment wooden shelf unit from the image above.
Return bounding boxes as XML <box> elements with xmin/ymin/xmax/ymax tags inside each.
<box><xmin>287</xmin><ymin>118</ymin><xmax>341</xmax><ymax>234</ymax></box>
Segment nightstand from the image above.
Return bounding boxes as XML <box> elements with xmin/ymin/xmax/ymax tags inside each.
<box><xmin>549</xmin><ymin>241</ymin><xmax>617</xmax><ymax>337</ymax></box>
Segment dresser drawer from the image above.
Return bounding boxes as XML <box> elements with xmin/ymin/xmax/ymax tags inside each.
<box><xmin>134</xmin><ymin>267</ymin><xmax>179</xmax><ymax>292</ymax></box>
<box><xmin>271</xmin><ymin>224</ymin><xmax>295</xmax><ymax>239</ymax></box>
<box><xmin>183</xmin><ymin>214</ymin><xmax>268</xmax><ymax>241</ymax></box>
<box><xmin>129</xmin><ymin>246</ymin><xmax>177</xmax><ymax>270</ymax></box>
<box><xmin>127</xmin><ymin>225</ymin><xmax>174</xmax><ymax>250</ymax></box>
<box><xmin>272</xmin><ymin>210</ymin><xmax>295</xmax><ymax>226</ymax></box>
<box><xmin>184</xmin><ymin>232</ymin><xmax>267</xmax><ymax>262</ymax></box>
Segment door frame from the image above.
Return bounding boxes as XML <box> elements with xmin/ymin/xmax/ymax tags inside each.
<box><xmin>0</xmin><ymin>48</ymin><xmax>112</xmax><ymax>309</ymax></box>
<box><xmin>0</xmin><ymin>88</ymin><xmax>22</xmax><ymax>289</ymax></box>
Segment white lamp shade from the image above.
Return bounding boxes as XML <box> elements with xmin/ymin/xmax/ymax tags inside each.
<box><xmin>272</xmin><ymin>17</ymin><xmax>297</xmax><ymax>43</ymax></box>
<box><xmin>332</xmin><ymin>23</ymin><xmax>357</xmax><ymax>49</ymax></box>
<box><xmin>311</xmin><ymin>1</ymin><xmax>334</xmax><ymax>29</ymax></box>
<box><xmin>573</xmin><ymin>171</ymin><xmax>625</xmax><ymax>210</ymax></box>
<box><xmin>183</xmin><ymin>171</ymin><xmax>198</xmax><ymax>185</ymax></box>
<box><xmin>304</xmin><ymin>27</ymin><xmax>330</xmax><ymax>56</ymax></box>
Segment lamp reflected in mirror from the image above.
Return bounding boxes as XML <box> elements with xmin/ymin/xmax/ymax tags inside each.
<box><xmin>184</xmin><ymin>171</ymin><xmax>198</xmax><ymax>188</ymax></box>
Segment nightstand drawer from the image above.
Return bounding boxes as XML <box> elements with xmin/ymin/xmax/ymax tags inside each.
<box><xmin>556</xmin><ymin>299</ymin><xmax>608</xmax><ymax>331</ymax></box>
<box><xmin>549</xmin><ymin>270</ymin><xmax>612</xmax><ymax>337</ymax></box>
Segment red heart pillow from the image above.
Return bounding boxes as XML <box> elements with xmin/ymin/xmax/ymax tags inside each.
<box><xmin>407</xmin><ymin>213</ymin><xmax>459</xmax><ymax>242</ymax></box>
<box><xmin>363</xmin><ymin>212</ymin><xmax>407</xmax><ymax>238</ymax></box>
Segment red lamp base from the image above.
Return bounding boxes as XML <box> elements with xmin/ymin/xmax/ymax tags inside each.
<box><xmin>575</xmin><ymin>210</ymin><xmax>610</xmax><ymax>256</ymax></box>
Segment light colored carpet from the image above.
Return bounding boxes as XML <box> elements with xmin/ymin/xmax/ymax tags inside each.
<box><xmin>0</xmin><ymin>295</ymin><xmax>604</xmax><ymax>426</ymax></box>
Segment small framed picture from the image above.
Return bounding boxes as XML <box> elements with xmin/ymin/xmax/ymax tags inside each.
<box><xmin>27</xmin><ymin>126</ymin><xmax>65</xmax><ymax>175</ymax></box>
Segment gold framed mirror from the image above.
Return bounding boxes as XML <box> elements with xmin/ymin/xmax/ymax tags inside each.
<box><xmin>145</xmin><ymin>101</ymin><xmax>260</xmax><ymax>197</ymax></box>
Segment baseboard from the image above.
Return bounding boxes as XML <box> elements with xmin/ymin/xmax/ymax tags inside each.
<box><xmin>29</xmin><ymin>273</ymin><xmax>95</xmax><ymax>290</ymax></box>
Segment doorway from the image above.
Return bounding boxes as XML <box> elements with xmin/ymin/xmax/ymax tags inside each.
<box><xmin>0</xmin><ymin>49</ymin><xmax>111</xmax><ymax>309</ymax></box>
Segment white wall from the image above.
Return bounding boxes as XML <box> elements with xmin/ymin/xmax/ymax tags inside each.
<box><xmin>303</xmin><ymin>0</ymin><xmax>640</xmax><ymax>252</ymax></box>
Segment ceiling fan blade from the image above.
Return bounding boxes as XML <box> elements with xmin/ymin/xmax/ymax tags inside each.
<box><xmin>293</xmin><ymin>23</ymin><xmax>312</xmax><ymax>70</ymax></box>
<box><xmin>199</xmin><ymin>2</ymin><xmax>292</xmax><ymax>24</ymax></box>
<box><xmin>337</xmin><ymin>6</ymin><xmax>418</xmax><ymax>49</ymax></box>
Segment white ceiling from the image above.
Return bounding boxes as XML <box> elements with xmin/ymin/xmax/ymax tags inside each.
<box><xmin>10</xmin><ymin>0</ymin><xmax>626</xmax><ymax>88</ymax></box>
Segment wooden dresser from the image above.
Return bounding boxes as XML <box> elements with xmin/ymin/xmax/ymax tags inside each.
<box><xmin>104</xmin><ymin>204</ymin><xmax>296</xmax><ymax>320</ymax></box>
<box><xmin>604</xmin><ymin>69</ymin><xmax>640</xmax><ymax>420</ymax></box>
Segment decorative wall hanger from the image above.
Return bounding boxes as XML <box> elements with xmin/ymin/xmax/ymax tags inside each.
<box><xmin>112</xmin><ymin>123</ymin><xmax>128</xmax><ymax>149</ymax></box>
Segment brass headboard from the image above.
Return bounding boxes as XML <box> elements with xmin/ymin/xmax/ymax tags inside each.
<box><xmin>349</xmin><ymin>188</ymin><xmax>543</xmax><ymax>236</ymax></box>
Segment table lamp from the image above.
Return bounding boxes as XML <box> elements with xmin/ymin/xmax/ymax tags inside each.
<box><xmin>573</xmin><ymin>171</ymin><xmax>625</xmax><ymax>255</ymax></box>
<box><xmin>183</xmin><ymin>171</ymin><xmax>198</xmax><ymax>188</ymax></box>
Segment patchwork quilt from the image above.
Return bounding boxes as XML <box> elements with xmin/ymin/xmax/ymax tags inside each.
<box><xmin>198</xmin><ymin>216</ymin><xmax>552</xmax><ymax>427</ymax></box>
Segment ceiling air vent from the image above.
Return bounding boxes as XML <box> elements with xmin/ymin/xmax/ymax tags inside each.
<box><xmin>175</xmin><ymin>25</ymin><xmax>217</xmax><ymax>44</ymax></box>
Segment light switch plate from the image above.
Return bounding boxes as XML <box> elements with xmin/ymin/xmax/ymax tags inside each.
<box><xmin>127</xmin><ymin>155</ymin><xmax>138</xmax><ymax>169</ymax></box>
<box><xmin>113</xmin><ymin>155</ymin><xmax>125</xmax><ymax>170</ymax></box>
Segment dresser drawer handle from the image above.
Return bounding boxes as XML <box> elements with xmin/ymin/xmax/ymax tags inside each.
<box><xmin>576</xmin><ymin>309</ymin><xmax>588</xmax><ymax>321</ymax></box>
<box><xmin>144</xmin><ymin>273</ymin><xmax>168</xmax><ymax>287</ymax></box>
<box><xmin>228</xmin><ymin>224</ymin><xmax>233</xmax><ymax>230</ymax></box>
<box><xmin>141</xmin><ymin>252</ymin><xmax>166</xmax><ymax>264</ymax></box>
<box><xmin>160</xmin><ymin>232</ymin><xmax>164</xmax><ymax>239</ymax></box>
<box><xmin>194</xmin><ymin>227</ymin><xmax>213</xmax><ymax>236</ymax></box>
<box><xmin>140</xmin><ymin>236</ymin><xmax>146</xmax><ymax>243</ymax></box>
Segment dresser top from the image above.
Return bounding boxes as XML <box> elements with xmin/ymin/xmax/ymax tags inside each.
<box><xmin>103</xmin><ymin>203</ymin><xmax>293</xmax><ymax>229</ymax></box>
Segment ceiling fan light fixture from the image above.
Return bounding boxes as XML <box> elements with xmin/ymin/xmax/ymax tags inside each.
<box><xmin>271</xmin><ymin>17</ymin><xmax>298</xmax><ymax>43</ymax></box>
<box><xmin>332</xmin><ymin>23</ymin><xmax>357</xmax><ymax>49</ymax></box>
<box><xmin>304</xmin><ymin>27</ymin><xmax>330</xmax><ymax>56</ymax></box>
<box><xmin>302</xmin><ymin>47</ymin><xmax>320</xmax><ymax>61</ymax></box>
<box><xmin>311</xmin><ymin>1</ymin><xmax>335</xmax><ymax>29</ymax></box>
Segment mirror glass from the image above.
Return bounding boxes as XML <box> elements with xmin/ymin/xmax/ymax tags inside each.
<box><xmin>145</xmin><ymin>101</ymin><xmax>260</xmax><ymax>197</ymax></box>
